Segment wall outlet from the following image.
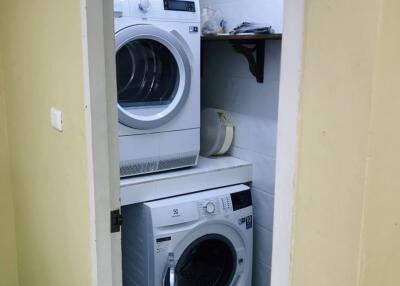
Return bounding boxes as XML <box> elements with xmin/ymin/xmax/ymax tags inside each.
<box><xmin>50</xmin><ymin>107</ymin><xmax>63</xmax><ymax>132</ymax></box>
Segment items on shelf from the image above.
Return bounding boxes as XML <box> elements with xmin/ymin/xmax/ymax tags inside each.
<box><xmin>201</xmin><ymin>7</ymin><xmax>226</xmax><ymax>35</ymax></box>
<box><xmin>230</xmin><ymin>22</ymin><xmax>273</xmax><ymax>35</ymax></box>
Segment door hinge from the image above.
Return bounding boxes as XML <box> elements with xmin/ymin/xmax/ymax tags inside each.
<box><xmin>110</xmin><ymin>209</ymin><xmax>123</xmax><ymax>233</ymax></box>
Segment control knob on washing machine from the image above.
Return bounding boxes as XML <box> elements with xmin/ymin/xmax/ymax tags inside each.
<box><xmin>138</xmin><ymin>0</ymin><xmax>151</xmax><ymax>12</ymax></box>
<box><xmin>203</xmin><ymin>201</ymin><xmax>216</xmax><ymax>214</ymax></box>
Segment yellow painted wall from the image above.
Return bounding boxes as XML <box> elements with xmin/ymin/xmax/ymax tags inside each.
<box><xmin>290</xmin><ymin>0</ymin><xmax>400</xmax><ymax>285</ymax></box>
<box><xmin>290</xmin><ymin>0</ymin><xmax>379</xmax><ymax>285</ymax></box>
<box><xmin>359</xmin><ymin>0</ymin><xmax>400</xmax><ymax>285</ymax></box>
<box><xmin>0</xmin><ymin>51</ymin><xmax>19</xmax><ymax>286</ymax></box>
<box><xmin>0</xmin><ymin>1</ymin><xmax>92</xmax><ymax>285</ymax></box>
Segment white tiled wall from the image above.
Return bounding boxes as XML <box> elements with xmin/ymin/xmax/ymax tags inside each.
<box><xmin>202</xmin><ymin>40</ymin><xmax>281</xmax><ymax>285</ymax></box>
<box><xmin>200</xmin><ymin>0</ymin><xmax>283</xmax><ymax>33</ymax></box>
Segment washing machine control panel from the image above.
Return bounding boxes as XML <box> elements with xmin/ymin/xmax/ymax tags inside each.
<box><xmin>230</xmin><ymin>190</ymin><xmax>252</xmax><ymax>211</ymax></box>
<box><xmin>198</xmin><ymin>195</ymin><xmax>235</xmax><ymax>217</ymax></box>
<box><xmin>204</xmin><ymin>201</ymin><xmax>216</xmax><ymax>214</ymax></box>
<box><xmin>198</xmin><ymin>191</ymin><xmax>251</xmax><ymax>216</ymax></box>
<box><xmin>138</xmin><ymin>0</ymin><xmax>151</xmax><ymax>12</ymax></box>
<box><xmin>203</xmin><ymin>190</ymin><xmax>252</xmax><ymax>214</ymax></box>
<box><xmin>220</xmin><ymin>196</ymin><xmax>233</xmax><ymax>212</ymax></box>
<box><xmin>199</xmin><ymin>199</ymin><xmax>220</xmax><ymax>216</ymax></box>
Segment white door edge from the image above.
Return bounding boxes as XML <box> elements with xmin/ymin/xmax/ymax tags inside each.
<box><xmin>80</xmin><ymin>0</ymin><xmax>122</xmax><ymax>286</ymax></box>
<box><xmin>271</xmin><ymin>0</ymin><xmax>305</xmax><ymax>285</ymax></box>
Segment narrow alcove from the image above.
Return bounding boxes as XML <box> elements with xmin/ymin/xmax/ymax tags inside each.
<box><xmin>81</xmin><ymin>0</ymin><xmax>300</xmax><ymax>285</ymax></box>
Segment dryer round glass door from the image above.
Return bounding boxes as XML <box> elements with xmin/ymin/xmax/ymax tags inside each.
<box><xmin>163</xmin><ymin>234</ymin><xmax>236</xmax><ymax>286</ymax></box>
<box><xmin>115</xmin><ymin>25</ymin><xmax>192</xmax><ymax>130</ymax></box>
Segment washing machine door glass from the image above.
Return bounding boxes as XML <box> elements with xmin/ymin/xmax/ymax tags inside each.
<box><xmin>115</xmin><ymin>25</ymin><xmax>192</xmax><ymax>130</ymax></box>
<box><xmin>164</xmin><ymin>234</ymin><xmax>236</xmax><ymax>286</ymax></box>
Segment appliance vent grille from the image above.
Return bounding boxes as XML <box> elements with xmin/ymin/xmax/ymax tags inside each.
<box><xmin>158</xmin><ymin>155</ymin><xmax>197</xmax><ymax>171</ymax></box>
<box><xmin>120</xmin><ymin>154</ymin><xmax>198</xmax><ymax>178</ymax></box>
<box><xmin>120</xmin><ymin>160</ymin><xmax>158</xmax><ymax>177</ymax></box>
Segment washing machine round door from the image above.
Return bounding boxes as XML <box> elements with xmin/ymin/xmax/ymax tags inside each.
<box><xmin>162</xmin><ymin>219</ymin><xmax>252</xmax><ymax>286</ymax></box>
<box><xmin>163</xmin><ymin>234</ymin><xmax>236</xmax><ymax>286</ymax></box>
<box><xmin>115</xmin><ymin>24</ymin><xmax>191</xmax><ymax>130</ymax></box>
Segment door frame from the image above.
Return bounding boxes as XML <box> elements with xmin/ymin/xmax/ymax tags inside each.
<box><xmin>271</xmin><ymin>0</ymin><xmax>305</xmax><ymax>285</ymax></box>
<box><xmin>80</xmin><ymin>0</ymin><xmax>305</xmax><ymax>285</ymax></box>
<box><xmin>80</xmin><ymin>0</ymin><xmax>121</xmax><ymax>286</ymax></box>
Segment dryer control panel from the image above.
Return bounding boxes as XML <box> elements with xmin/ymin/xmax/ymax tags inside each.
<box><xmin>164</xmin><ymin>0</ymin><xmax>196</xmax><ymax>12</ymax></box>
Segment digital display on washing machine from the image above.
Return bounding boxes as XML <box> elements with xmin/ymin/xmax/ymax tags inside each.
<box><xmin>231</xmin><ymin>190</ymin><xmax>252</xmax><ymax>211</ymax></box>
<box><xmin>164</xmin><ymin>0</ymin><xmax>196</xmax><ymax>12</ymax></box>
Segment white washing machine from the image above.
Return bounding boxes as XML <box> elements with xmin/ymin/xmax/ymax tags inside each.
<box><xmin>114</xmin><ymin>0</ymin><xmax>201</xmax><ymax>177</ymax></box>
<box><xmin>122</xmin><ymin>184</ymin><xmax>253</xmax><ymax>286</ymax></box>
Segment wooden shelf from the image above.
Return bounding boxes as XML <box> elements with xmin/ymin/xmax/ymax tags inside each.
<box><xmin>201</xmin><ymin>33</ymin><xmax>282</xmax><ymax>83</ymax></box>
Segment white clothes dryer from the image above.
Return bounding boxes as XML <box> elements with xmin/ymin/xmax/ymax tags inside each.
<box><xmin>114</xmin><ymin>0</ymin><xmax>201</xmax><ymax>177</ymax></box>
<box><xmin>122</xmin><ymin>184</ymin><xmax>253</xmax><ymax>286</ymax></box>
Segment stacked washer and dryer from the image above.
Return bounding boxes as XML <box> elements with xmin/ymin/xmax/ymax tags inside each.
<box><xmin>114</xmin><ymin>1</ymin><xmax>253</xmax><ymax>285</ymax></box>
